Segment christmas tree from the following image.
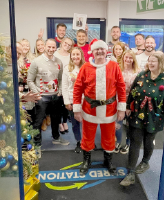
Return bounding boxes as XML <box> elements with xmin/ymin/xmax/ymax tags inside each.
<box><xmin>0</xmin><ymin>34</ymin><xmax>39</xmax><ymax>180</ymax></box>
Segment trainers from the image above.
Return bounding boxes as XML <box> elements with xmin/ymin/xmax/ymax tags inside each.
<box><xmin>135</xmin><ymin>161</ymin><xmax>150</xmax><ymax>174</ymax></box>
<box><xmin>120</xmin><ymin>172</ymin><xmax>135</xmax><ymax>186</ymax></box>
<box><xmin>114</xmin><ymin>143</ymin><xmax>121</xmax><ymax>153</ymax></box>
<box><xmin>120</xmin><ymin>145</ymin><xmax>129</xmax><ymax>154</ymax></box>
<box><xmin>52</xmin><ymin>136</ymin><xmax>70</xmax><ymax>145</ymax></box>
<box><xmin>75</xmin><ymin>141</ymin><xmax>82</xmax><ymax>153</ymax></box>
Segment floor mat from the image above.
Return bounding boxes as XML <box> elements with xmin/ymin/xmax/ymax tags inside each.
<box><xmin>38</xmin><ymin>150</ymin><xmax>148</xmax><ymax>200</ymax></box>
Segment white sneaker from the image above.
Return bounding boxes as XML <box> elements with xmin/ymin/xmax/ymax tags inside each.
<box><xmin>52</xmin><ymin>136</ymin><xmax>70</xmax><ymax>145</ymax></box>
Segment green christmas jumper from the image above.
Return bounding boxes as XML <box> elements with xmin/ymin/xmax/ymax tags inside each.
<box><xmin>127</xmin><ymin>70</ymin><xmax>164</xmax><ymax>133</ymax></box>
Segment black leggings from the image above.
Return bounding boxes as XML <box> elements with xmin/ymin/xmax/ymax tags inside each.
<box><xmin>128</xmin><ymin>126</ymin><xmax>157</xmax><ymax>170</ymax></box>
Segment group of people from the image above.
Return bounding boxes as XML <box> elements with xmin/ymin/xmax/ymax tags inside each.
<box><xmin>14</xmin><ymin>23</ymin><xmax>164</xmax><ymax>187</ymax></box>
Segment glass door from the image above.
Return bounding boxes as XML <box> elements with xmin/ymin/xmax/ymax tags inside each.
<box><xmin>119</xmin><ymin>19</ymin><xmax>164</xmax><ymax>51</ymax></box>
<box><xmin>47</xmin><ymin>17</ymin><xmax>106</xmax><ymax>42</ymax></box>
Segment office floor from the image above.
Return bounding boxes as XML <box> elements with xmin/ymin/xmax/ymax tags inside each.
<box><xmin>41</xmin><ymin>122</ymin><xmax>164</xmax><ymax>200</ymax></box>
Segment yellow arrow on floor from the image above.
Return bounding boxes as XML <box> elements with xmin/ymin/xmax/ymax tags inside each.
<box><xmin>45</xmin><ymin>182</ymin><xmax>87</xmax><ymax>190</ymax></box>
<box><xmin>60</xmin><ymin>162</ymin><xmax>83</xmax><ymax>170</ymax></box>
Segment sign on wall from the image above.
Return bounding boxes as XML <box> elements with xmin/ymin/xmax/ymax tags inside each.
<box><xmin>137</xmin><ymin>0</ymin><xmax>164</xmax><ymax>13</ymax></box>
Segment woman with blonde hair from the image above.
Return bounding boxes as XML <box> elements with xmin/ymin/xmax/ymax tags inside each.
<box><xmin>34</xmin><ymin>38</ymin><xmax>45</xmax><ymax>57</ymax></box>
<box><xmin>62</xmin><ymin>47</ymin><xmax>85</xmax><ymax>153</ymax></box>
<box><xmin>111</xmin><ymin>42</ymin><xmax>126</xmax><ymax>66</ymax></box>
<box><xmin>54</xmin><ymin>37</ymin><xmax>74</xmax><ymax>134</ymax></box>
<box><xmin>115</xmin><ymin>50</ymin><xmax>141</xmax><ymax>154</ymax></box>
<box><xmin>120</xmin><ymin>53</ymin><xmax>164</xmax><ymax>186</ymax></box>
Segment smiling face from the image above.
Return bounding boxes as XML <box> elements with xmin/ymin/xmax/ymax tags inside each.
<box><xmin>92</xmin><ymin>48</ymin><xmax>107</xmax><ymax>63</ymax></box>
<box><xmin>56</xmin><ymin>26</ymin><xmax>66</xmax><ymax>40</ymax></box>
<box><xmin>36</xmin><ymin>40</ymin><xmax>45</xmax><ymax>54</ymax></box>
<box><xmin>71</xmin><ymin>49</ymin><xmax>82</xmax><ymax>66</ymax></box>
<box><xmin>111</xmin><ymin>27</ymin><xmax>121</xmax><ymax>42</ymax></box>
<box><xmin>145</xmin><ymin>37</ymin><xmax>156</xmax><ymax>53</ymax></box>
<box><xmin>114</xmin><ymin>45</ymin><xmax>123</xmax><ymax>58</ymax></box>
<box><xmin>76</xmin><ymin>32</ymin><xmax>86</xmax><ymax>46</ymax></box>
<box><xmin>44</xmin><ymin>40</ymin><xmax>56</xmax><ymax>59</ymax></box>
<box><xmin>147</xmin><ymin>55</ymin><xmax>159</xmax><ymax>73</ymax></box>
<box><xmin>61</xmin><ymin>38</ymin><xmax>73</xmax><ymax>52</ymax></box>
<box><xmin>21</xmin><ymin>40</ymin><xmax>30</xmax><ymax>56</ymax></box>
<box><xmin>16</xmin><ymin>43</ymin><xmax>23</xmax><ymax>60</ymax></box>
<box><xmin>123</xmin><ymin>52</ymin><xmax>134</xmax><ymax>68</ymax></box>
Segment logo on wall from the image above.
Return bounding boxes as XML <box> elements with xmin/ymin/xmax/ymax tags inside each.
<box><xmin>37</xmin><ymin>162</ymin><xmax>127</xmax><ymax>191</ymax></box>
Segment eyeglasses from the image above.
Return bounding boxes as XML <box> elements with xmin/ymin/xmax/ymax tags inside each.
<box><xmin>148</xmin><ymin>61</ymin><xmax>158</xmax><ymax>63</ymax></box>
<box><xmin>64</xmin><ymin>42</ymin><xmax>72</xmax><ymax>47</ymax></box>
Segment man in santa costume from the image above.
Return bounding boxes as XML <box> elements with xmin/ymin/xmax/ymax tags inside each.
<box><xmin>73</xmin><ymin>39</ymin><xmax>126</xmax><ymax>176</ymax></box>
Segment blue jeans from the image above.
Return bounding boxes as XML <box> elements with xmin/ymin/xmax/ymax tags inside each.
<box><xmin>115</xmin><ymin>120</ymin><xmax>130</xmax><ymax>146</ymax></box>
<box><xmin>69</xmin><ymin>110</ymin><xmax>81</xmax><ymax>142</ymax></box>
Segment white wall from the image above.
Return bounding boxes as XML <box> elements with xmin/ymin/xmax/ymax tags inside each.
<box><xmin>1</xmin><ymin>0</ymin><xmax>164</xmax><ymax>49</ymax></box>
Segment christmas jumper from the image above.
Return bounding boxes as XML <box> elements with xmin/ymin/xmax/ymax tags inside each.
<box><xmin>62</xmin><ymin>65</ymin><xmax>80</xmax><ymax>105</ymax></box>
<box><xmin>27</xmin><ymin>54</ymin><xmax>63</xmax><ymax>95</ymax></box>
<box><xmin>136</xmin><ymin>52</ymin><xmax>149</xmax><ymax>70</ymax></box>
<box><xmin>127</xmin><ymin>70</ymin><xmax>164</xmax><ymax>133</ymax></box>
<box><xmin>54</xmin><ymin>51</ymin><xmax>70</xmax><ymax>68</ymax></box>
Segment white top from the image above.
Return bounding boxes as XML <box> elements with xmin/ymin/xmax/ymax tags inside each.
<box><xmin>62</xmin><ymin>65</ymin><xmax>80</xmax><ymax>105</ymax></box>
<box><xmin>136</xmin><ymin>52</ymin><xmax>149</xmax><ymax>70</ymax></box>
<box><xmin>131</xmin><ymin>47</ymin><xmax>138</xmax><ymax>53</ymax></box>
<box><xmin>54</xmin><ymin>51</ymin><xmax>70</xmax><ymax>68</ymax></box>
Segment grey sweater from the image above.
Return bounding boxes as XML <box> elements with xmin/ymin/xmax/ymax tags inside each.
<box><xmin>27</xmin><ymin>54</ymin><xmax>63</xmax><ymax>96</ymax></box>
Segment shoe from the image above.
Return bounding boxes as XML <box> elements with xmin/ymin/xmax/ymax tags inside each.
<box><xmin>114</xmin><ymin>143</ymin><xmax>121</xmax><ymax>153</ymax></box>
<box><xmin>120</xmin><ymin>145</ymin><xmax>129</xmax><ymax>154</ymax></box>
<box><xmin>52</xmin><ymin>136</ymin><xmax>70</xmax><ymax>145</ymax></box>
<box><xmin>103</xmin><ymin>151</ymin><xmax>117</xmax><ymax>175</ymax></box>
<box><xmin>80</xmin><ymin>150</ymin><xmax>91</xmax><ymax>176</ymax></box>
<box><xmin>63</xmin><ymin>123</ymin><xmax>69</xmax><ymax>133</ymax></box>
<box><xmin>46</xmin><ymin>115</ymin><xmax>51</xmax><ymax>126</ymax></box>
<box><xmin>41</xmin><ymin>119</ymin><xmax>47</xmax><ymax>131</ymax></box>
<box><xmin>135</xmin><ymin>161</ymin><xmax>150</xmax><ymax>174</ymax></box>
<box><xmin>59</xmin><ymin>124</ymin><xmax>65</xmax><ymax>134</ymax></box>
<box><xmin>75</xmin><ymin>141</ymin><xmax>82</xmax><ymax>153</ymax></box>
<box><xmin>120</xmin><ymin>172</ymin><xmax>135</xmax><ymax>186</ymax></box>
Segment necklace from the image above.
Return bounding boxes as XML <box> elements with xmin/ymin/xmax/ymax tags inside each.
<box><xmin>151</xmin><ymin>72</ymin><xmax>160</xmax><ymax>80</ymax></box>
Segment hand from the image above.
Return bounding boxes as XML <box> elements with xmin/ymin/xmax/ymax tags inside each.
<box><xmin>85</xmin><ymin>24</ymin><xmax>88</xmax><ymax>33</ymax></box>
<box><xmin>65</xmin><ymin>104</ymin><xmax>73</xmax><ymax>111</ymax></box>
<box><xmin>126</xmin><ymin>109</ymin><xmax>131</xmax><ymax>117</ymax></box>
<box><xmin>117</xmin><ymin>110</ymin><xmax>125</xmax><ymax>121</ymax></box>
<box><xmin>74</xmin><ymin>112</ymin><xmax>82</xmax><ymax>122</ymax></box>
<box><xmin>22</xmin><ymin>91</ymin><xmax>41</xmax><ymax>102</ymax></box>
<box><xmin>19</xmin><ymin>86</ymin><xmax>23</xmax><ymax>92</ymax></box>
<box><xmin>57</xmin><ymin>93</ymin><xmax>61</xmax><ymax>96</ymax></box>
<box><xmin>38</xmin><ymin>28</ymin><xmax>44</xmax><ymax>39</ymax></box>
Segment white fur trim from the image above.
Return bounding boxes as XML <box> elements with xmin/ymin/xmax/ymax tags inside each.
<box><xmin>96</xmin><ymin>65</ymin><xmax>106</xmax><ymax>118</ymax></box>
<box><xmin>88</xmin><ymin>51</ymin><xmax>92</xmax><ymax>54</ymax></box>
<box><xmin>105</xmin><ymin>150</ymin><xmax>115</xmax><ymax>153</ymax></box>
<box><xmin>117</xmin><ymin>102</ymin><xmax>126</xmax><ymax>111</ymax></box>
<box><xmin>82</xmin><ymin>111</ymin><xmax>117</xmax><ymax>124</ymax></box>
<box><xmin>89</xmin><ymin>57</ymin><xmax>110</xmax><ymax>68</ymax></box>
<box><xmin>91</xmin><ymin>40</ymin><xmax>108</xmax><ymax>51</ymax></box>
<box><xmin>73</xmin><ymin>104</ymin><xmax>82</xmax><ymax>112</ymax></box>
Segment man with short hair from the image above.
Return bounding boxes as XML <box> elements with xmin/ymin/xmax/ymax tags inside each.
<box><xmin>74</xmin><ymin>29</ymin><xmax>90</xmax><ymax>62</ymax></box>
<box><xmin>131</xmin><ymin>33</ymin><xmax>145</xmax><ymax>55</ymax></box>
<box><xmin>27</xmin><ymin>38</ymin><xmax>70</xmax><ymax>146</ymax></box>
<box><xmin>38</xmin><ymin>23</ymin><xmax>67</xmax><ymax>48</ymax></box>
<box><xmin>73</xmin><ymin>39</ymin><xmax>126</xmax><ymax>176</ymax></box>
<box><xmin>136</xmin><ymin>35</ymin><xmax>156</xmax><ymax>70</ymax></box>
<box><xmin>107</xmin><ymin>26</ymin><xmax>129</xmax><ymax>58</ymax></box>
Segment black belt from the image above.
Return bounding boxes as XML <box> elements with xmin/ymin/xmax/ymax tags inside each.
<box><xmin>85</xmin><ymin>95</ymin><xmax>116</xmax><ymax>109</ymax></box>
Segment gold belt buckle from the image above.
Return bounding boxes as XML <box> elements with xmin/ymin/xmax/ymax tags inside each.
<box><xmin>100</xmin><ymin>100</ymin><xmax>106</xmax><ymax>105</ymax></box>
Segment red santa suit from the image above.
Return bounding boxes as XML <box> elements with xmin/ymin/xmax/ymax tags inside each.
<box><xmin>73</xmin><ymin>57</ymin><xmax>126</xmax><ymax>152</ymax></box>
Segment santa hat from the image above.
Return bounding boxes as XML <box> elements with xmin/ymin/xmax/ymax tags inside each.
<box><xmin>88</xmin><ymin>39</ymin><xmax>108</xmax><ymax>54</ymax></box>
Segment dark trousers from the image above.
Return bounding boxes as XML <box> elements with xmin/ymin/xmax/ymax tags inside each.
<box><xmin>59</xmin><ymin>96</ymin><xmax>68</xmax><ymax>124</ymax></box>
<box><xmin>69</xmin><ymin>109</ymin><xmax>81</xmax><ymax>142</ymax></box>
<box><xmin>128</xmin><ymin>126</ymin><xmax>157</xmax><ymax>170</ymax></box>
<box><xmin>33</xmin><ymin>95</ymin><xmax>61</xmax><ymax>145</ymax></box>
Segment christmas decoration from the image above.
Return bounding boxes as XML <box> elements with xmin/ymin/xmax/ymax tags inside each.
<box><xmin>27</xmin><ymin>144</ymin><xmax>32</xmax><ymax>150</ymax></box>
<box><xmin>0</xmin><ymin>158</ymin><xmax>7</xmax><ymax>169</ymax></box>
<box><xmin>27</xmin><ymin>134</ymin><xmax>32</xmax><ymax>141</ymax></box>
<box><xmin>0</xmin><ymin>81</ymin><xmax>7</xmax><ymax>90</ymax></box>
<box><xmin>0</xmin><ymin>66</ymin><xmax>4</xmax><ymax>71</ymax></box>
<box><xmin>159</xmin><ymin>85</ymin><xmax>164</xmax><ymax>91</ymax></box>
<box><xmin>1</xmin><ymin>162</ymin><xmax>10</xmax><ymax>171</ymax></box>
<box><xmin>0</xmin><ymin>124</ymin><xmax>6</xmax><ymax>133</ymax></box>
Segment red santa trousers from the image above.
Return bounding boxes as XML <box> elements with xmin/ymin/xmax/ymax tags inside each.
<box><xmin>81</xmin><ymin>119</ymin><xmax>115</xmax><ymax>152</ymax></box>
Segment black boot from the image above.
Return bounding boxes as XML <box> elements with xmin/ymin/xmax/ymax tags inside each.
<box><xmin>103</xmin><ymin>151</ymin><xmax>117</xmax><ymax>175</ymax></box>
<box><xmin>80</xmin><ymin>150</ymin><xmax>91</xmax><ymax>176</ymax></box>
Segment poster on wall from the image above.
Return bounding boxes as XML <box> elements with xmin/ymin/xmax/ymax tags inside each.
<box><xmin>73</xmin><ymin>13</ymin><xmax>87</xmax><ymax>30</ymax></box>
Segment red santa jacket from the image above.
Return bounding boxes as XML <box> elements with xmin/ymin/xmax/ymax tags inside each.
<box><xmin>73</xmin><ymin>58</ymin><xmax>126</xmax><ymax>124</ymax></box>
